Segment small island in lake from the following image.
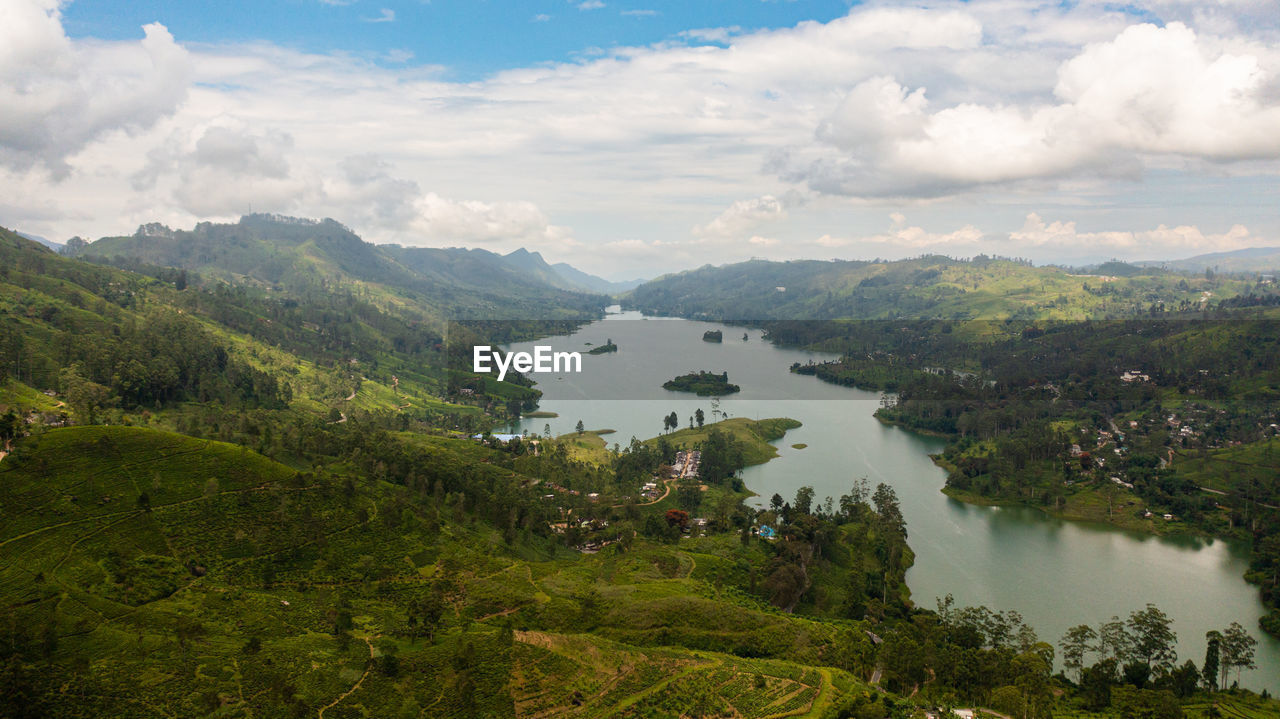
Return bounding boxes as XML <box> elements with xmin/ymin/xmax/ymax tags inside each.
<box><xmin>702</xmin><ymin>329</ymin><xmax>723</xmax><ymax>342</ymax></box>
<box><xmin>587</xmin><ymin>338</ymin><xmax>618</xmax><ymax>354</ymax></box>
<box><xmin>663</xmin><ymin>370</ymin><xmax>740</xmax><ymax>396</ymax></box>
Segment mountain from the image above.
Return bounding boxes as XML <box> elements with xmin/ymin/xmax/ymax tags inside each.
<box><xmin>1138</xmin><ymin>246</ymin><xmax>1280</xmax><ymax>274</ymax></box>
<box><xmin>624</xmin><ymin>254</ymin><xmax>1250</xmax><ymax>321</ymax></box>
<box><xmin>550</xmin><ymin>260</ymin><xmax>644</xmax><ymax>294</ymax></box>
<box><xmin>15</xmin><ymin>230</ymin><xmax>61</xmax><ymax>252</ymax></box>
<box><xmin>75</xmin><ymin>214</ymin><xmax>607</xmax><ymax>322</ymax></box>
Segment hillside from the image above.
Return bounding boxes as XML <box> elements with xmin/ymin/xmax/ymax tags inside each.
<box><xmin>626</xmin><ymin>255</ymin><xmax>1255</xmax><ymax>321</ymax></box>
<box><xmin>1139</xmin><ymin>247</ymin><xmax>1280</xmax><ymax>275</ymax></box>
<box><xmin>75</xmin><ymin>214</ymin><xmax>608</xmax><ymax>323</ymax></box>
<box><xmin>0</xmin><ymin>223</ymin><xmax>552</xmax><ymax>433</ymax></box>
<box><xmin>5</xmin><ymin>221</ymin><xmax>1280</xmax><ymax>717</ymax></box>
<box><xmin>0</xmin><ymin>424</ymin><xmax>898</xmax><ymax>718</ymax></box>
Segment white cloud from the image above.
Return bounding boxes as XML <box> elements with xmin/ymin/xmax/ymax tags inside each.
<box><xmin>409</xmin><ymin>194</ymin><xmax>579</xmax><ymax>252</ymax></box>
<box><xmin>5</xmin><ymin>0</ymin><xmax>1280</xmax><ymax>276</ymax></box>
<box><xmin>695</xmin><ymin>195</ymin><xmax>790</xmax><ymax>238</ymax></box>
<box><xmin>132</xmin><ymin>123</ymin><xmax>318</xmax><ymax>217</ymax></box>
<box><xmin>790</xmin><ymin>20</ymin><xmax>1280</xmax><ymax>197</ymax></box>
<box><xmin>622</xmin><ymin>9</ymin><xmax>657</xmax><ymax>17</ymax></box>
<box><xmin>814</xmin><ymin>213</ymin><xmax>985</xmax><ymax>249</ymax></box>
<box><xmin>532</xmin><ymin>13</ymin><xmax>551</xmax><ymax>22</ymax></box>
<box><xmin>0</xmin><ymin>0</ymin><xmax>190</xmax><ymax>177</ymax></box>
<box><xmin>362</xmin><ymin>8</ymin><xmax>396</xmax><ymax>23</ymax></box>
<box><xmin>577</xmin><ymin>1</ymin><xmax>604</xmax><ymax>10</ymax></box>
<box><xmin>1009</xmin><ymin>213</ymin><xmax>1254</xmax><ymax>254</ymax></box>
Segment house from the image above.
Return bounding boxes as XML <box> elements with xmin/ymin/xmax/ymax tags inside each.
<box><xmin>756</xmin><ymin>525</ymin><xmax>777</xmax><ymax>540</ymax></box>
<box><xmin>471</xmin><ymin>433</ymin><xmax>524</xmax><ymax>443</ymax></box>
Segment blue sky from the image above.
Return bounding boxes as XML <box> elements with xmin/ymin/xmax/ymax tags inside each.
<box><xmin>4</xmin><ymin>0</ymin><xmax>1280</xmax><ymax>277</ymax></box>
<box><xmin>61</xmin><ymin>0</ymin><xmax>856</xmax><ymax>79</ymax></box>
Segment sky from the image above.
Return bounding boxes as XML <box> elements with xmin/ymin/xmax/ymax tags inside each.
<box><xmin>2</xmin><ymin>0</ymin><xmax>1280</xmax><ymax>279</ymax></box>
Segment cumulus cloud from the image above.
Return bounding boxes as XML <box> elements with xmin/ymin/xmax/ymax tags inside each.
<box><xmin>7</xmin><ymin>0</ymin><xmax>1280</xmax><ymax>275</ymax></box>
<box><xmin>0</xmin><ymin>0</ymin><xmax>190</xmax><ymax>177</ymax></box>
<box><xmin>694</xmin><ymin>194</ymin><xmax>795</xmax><ymax>238</ymax></box>
<box><xmin>815</xmin><ymin>213</ymin><xmax>985</xmax><ymax>250</ymax></box>
<box><xmin>410</xmin><ymin>194</ymin><xmax>579</xmax><ymax>251</ymax></box>
<box><xmin>791</xmin><ymin>21</ymin><xmax>1280</xmax><ymax>197</ymax></box>
<box><xmin>132</xmin><ymin>124</ymin><xmax>317</xmax><ymax>217</ymax></box>
<box><xmin>1009</xmin><ymin>213</ymin><xmax>1254</xmax><ymax>254</ymax></box>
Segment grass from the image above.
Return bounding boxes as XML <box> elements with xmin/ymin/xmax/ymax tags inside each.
<box><xmin>0</xmin><ymin>425</ymin><xmax>895</xmax><ymax>717</ymax></box>
<box><xmin>650</xmin><ymin>417</ymin><xmax>803</xmax><ymax>466</ymax></box>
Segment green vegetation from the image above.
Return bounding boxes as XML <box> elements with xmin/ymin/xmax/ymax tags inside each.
<box><xmin>626</xmin><ymin>254</ymin><xmax>1258</xmax><ymax>321</ymax></box>
<box><xmin>702</xmin><ymin>329</ymin><xmax>723</xmax><ymax>342</ymax></box>
<box><xmin>586</xmin><ymin>338</ymin><xmax>618</xmax><ymax>354</ymax></box>
<box><xmin>792</xmin><ymin>443</ymin><xmax>808</xmax><ymax>449</ymax></box>
<box><xmin>627</xmin><ymin>256</ymin><xmax>1280</xmax><ymax>645</ymax></box>
<box><xmin>664</xmin><ymin>370</ymin><xmax>741</xmax><ymax>396</ymax></box>
<box><xmin>653</xmin><ymin>417</ymin><xmax>801</xmax><ymax>468</ymax></box>
<box><xmin>4</xmin><ymin>220</ymin><xmax>1280</xmax><ymax>716</ymax></box>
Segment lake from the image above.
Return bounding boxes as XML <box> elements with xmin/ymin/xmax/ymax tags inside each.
<box><xmin>505</xmin><ymin>309</ymin><xmax>1280</xmax><ymax>692</ymax></box>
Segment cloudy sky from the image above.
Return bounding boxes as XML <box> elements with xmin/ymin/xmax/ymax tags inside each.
<box><xmin>3</xmin><ymin>0</ymin><xmax>1279</xmax><ymax>278</ymax></box>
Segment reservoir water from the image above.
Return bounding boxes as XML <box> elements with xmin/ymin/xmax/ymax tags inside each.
<box><xmin>505</xmin><ymin>310</ymin><xmax>1279</xmax><ymax>692</ymax></box>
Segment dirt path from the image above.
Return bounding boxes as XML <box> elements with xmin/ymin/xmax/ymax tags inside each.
<box><xmin>343</xmin><ymin>390</ymin><xmax>356</xmax><ymax>401</ymax></box>
<box><xmin>318</xmin><ymin>635</ymin><xmax>375</xmax><ymax>719</ymax></box>
<box><xmin>616</xmin><ymin>477</ymin><xmax>678</xmax><ymax>508</ymax></box>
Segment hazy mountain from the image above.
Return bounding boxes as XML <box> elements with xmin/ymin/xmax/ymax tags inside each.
<box><xmin>1137</xmin><ymin>246</ymin><xmax>1280</xmax><ymax>274</ymax></box>
<box><xmin>550</xmin><ymin>261</ymin><xmax>645</xmax><ymax>294</ymax></box>
<box><xmin>625</xmin><ymin>254</ymin><xmax>1249</xmax><ymax>321</ymax></box>
<box><xmin>16</xmin><ymin>230</ymin><xmax>61</xmax><ymax>252</ymax></box>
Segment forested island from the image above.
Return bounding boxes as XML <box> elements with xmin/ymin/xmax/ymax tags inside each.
<box><xmin>663</xmin><ymin>370</ymin><xmax>741</xmax><ymax>395</ymax></box>
<box><xmin>702</xmin><ymin>329</ymin><xmax>723</xmax><ymax>342</ymax></box>
<box><xmin>586</xmin><ymin>338</ymin><xmax>618</xmax><ymax>354</ymax></box>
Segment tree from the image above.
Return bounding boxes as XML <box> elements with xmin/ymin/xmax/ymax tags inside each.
<box><xmin>1081</xmin><ymin>658</ymin><xmax>1118</xmax><ymax>710</ymax></box>
<box><xmin>575</xmin><ymin>419</ymin><xmax>585</xmax><ymax>435</ymax></box>
<box><xmin>872</xmin><ymin>483</ymin><xmax>906</xmax><ymax>539</ymax></box>
<box><xmin>1061</xmin><ymin>624</ymin><xmax>1098</xmax><ymax>682</ymax></box>
<box><xmin>664</xmin><ymin>509</ymin><xmax>689</xmax><ymax>528</ymax></box>
<box><xmin>770</xmin><ymin>493</ymin><xmax>784</xmax><ymax>512</ymax></box>
<box><xmin>1170</xmin><ymin>659</ymin><xmax>1200</xmax><ymax>698</ymax></box>
<box><xmin>1127</xmin><ymin>604</ymin><xmax>1177</xmax><ymax>676</ymax></box>
<box><xmin>677</xmin><ymin>481</ymin><xmax>702</xmax><ymax>512</ymax></box>
<box><xmin>793</xmin><ymin>486</ymin><xmax>815</xmax><ymax>516</ymax></box>
<box><xmin>1098</xmin><ymin>616</ymin><xmax>1132</xmax><ymax>669</ymax></box>
<box><xmin>1202</xmin><ymin>631</ymin><xmax>1221</xmax><ymax>691</ymax></box>
<box><xmin>1220</xmin><ymin>621</ymin><xmax>1257</xmax><ymax>687</ymax></box>
<box><xmin>695</xmin><ymin>408</ymin><xmax>705</xmax><ymax>428</ymax></box>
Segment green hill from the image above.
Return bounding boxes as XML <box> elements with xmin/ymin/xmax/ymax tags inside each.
<box><xmin>77</xmin><ymin>214</ymin><xmax>607</xmax><ymax>323</ymax></box>
<box><xmin>0</xmin><ymin>424</ymin><xmax>896</xmax><ymax>718</ymax></box>
<box><xmin>626</xmin><ymin>254</ymin><xmax>1249</xmax><ymax>321</ymax></box>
